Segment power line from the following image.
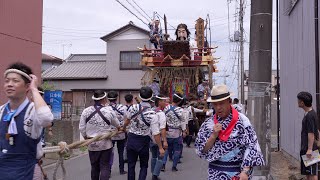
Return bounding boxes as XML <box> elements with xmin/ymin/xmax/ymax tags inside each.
<box><xmin>209</xmin><ymin>13</ymin><xmax>241</xmax><ymax>21</ymax></box>
<box><xmin>43</xmin><ymin>37</ymin><xmax>98</xmax><ymax>44</ymax></box>
<box><xmin>43</xmin><ymin>31</ymin><xmax>100</xmax><ymax>38</ymax></box>
<box><xmin>43</xmin><ymin>28</ymin><xmax>106</xmax><ymax>35</ymax></box>
<box><xmin>43</xmin><ymin>31</ymin><xmax>148</xmax><ymax>44</ymax></box>
<box><xmin>43</xmin><ymin>30</ymin><xmax>145</xmax><ymax>37</ymax></box>
<box><xmin>0</xmin><ymin>32</ymin><xmax>41</xmax><ymax>45</ymax></box>
<box><xmin>125</xmin><ymin>0</ymin><xmax>150</xmax><ymax>22</ymax></box>
<box><xmin>43</xmin><ymin>26</ymin><xmax>107</xmax><ymax>32</ymax></box>
<box><xmin>155</xmin><ymin>12</ymin><xmax>176</xmax><ymax>30</ymax></box>
<box><xmin>230</xmin><ymin>74</ymin><xmax>238</xmax><ymax>87</ymax></box>
<box><xmin>131</xmin><ymin>0</ymin><xmax>152</xmax><ymax>20</ymax></box>
<box><xmin>115</xmin><ymin>0</ymin><xmax>148</xmax><ymax>26</ymax></box>
<box><xmin>43</xmin><ymin>17</ymin><xmax>230</xmax><ymax>34</ymax></box>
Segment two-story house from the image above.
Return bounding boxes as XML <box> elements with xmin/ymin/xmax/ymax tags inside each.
<box><xmin>42</xmin><ymin>22</ymin><xmax>151</xmax><ymax>110</ymax></box>
<box><xmin>101</xmin><ymin>21</ymin><xmax>150</xmax><ymax>103</ymax></box>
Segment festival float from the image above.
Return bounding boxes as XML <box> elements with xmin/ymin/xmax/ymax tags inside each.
<box><xmin>140</xmin><ymin>16</ymin><xmax>219</xmax><ymax>101</ymax></box>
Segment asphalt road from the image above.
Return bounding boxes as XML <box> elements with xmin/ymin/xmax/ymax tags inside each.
<box><xmin>44</xmin><ymin>144</ymin><xmax>208</xmax><ymax>180</ymax></box>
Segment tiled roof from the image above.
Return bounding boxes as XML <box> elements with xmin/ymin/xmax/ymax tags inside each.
<box><xmin>66</xmin><ymin>54</ymin><xmax>106</xmax><ymax>62</ymax></box>
<box><xmin>42</xmin><ymin>61</ymin><xmax>107</xmax><ymax>80</ymax></box>
<box><xmin>42</xmin><ymin>53</ymin><xmax>63</xmax><ymax>63</ymax></box>
<box><xmin>101</xmin><ymin>21</ymin><xmax>149</xmax><ymax>42</ymax></box>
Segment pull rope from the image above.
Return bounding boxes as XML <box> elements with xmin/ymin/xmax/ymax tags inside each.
<box><xmin>43</xmin><ymin>130</ymin><xmax>119</xmax><ymax>180</ymax></box>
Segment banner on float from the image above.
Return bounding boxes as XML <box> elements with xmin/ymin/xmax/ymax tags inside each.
<box><xmin>170</xmin><ymin>78</ymin><xmax>189</xmax><ymax>100</ymax></box>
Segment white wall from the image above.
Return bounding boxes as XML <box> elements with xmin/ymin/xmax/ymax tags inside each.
<box><xmin>47</xmin><ymin>79</ymin><xmax>108</xmax><ymax>91</ymax></box>
<box><xmin>280</xmin><ymin>0</ymin><xmax>316</xmax><ymax>160</ymax></box>
<box><xmin>105</xmin><ymin>30</ymin><xmax>151</xmax><ymax>90</ymax></box>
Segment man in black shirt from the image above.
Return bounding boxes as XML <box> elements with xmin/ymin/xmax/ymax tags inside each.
<box><xmin>298</xmin><ymin>91</ymin><xmax>319</xmax><ymax>179</ymax></box>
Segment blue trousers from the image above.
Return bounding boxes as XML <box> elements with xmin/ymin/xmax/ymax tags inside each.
<box><xmin>126</xmin><ymin>133</ymin><xmax>150</xmax><ymax>180</ymax></box>
<box><xmin>163</xmin><ymin>136</ymin><xmax>182</xmax><ymax>168</ymax></box>
<box><xmin>88</xmin><ymin>148</ymin><xmax>112</xmax><ymax>180</ymax></box>
<box><xmin>111</xmin><ymin>139</ymin><xmax>126</xmax><ymax>172</ymax></box>
<box><xmin>150</xmin><ymin>142</ymin><xmax>164</xmax><ymax>176</ymax></box>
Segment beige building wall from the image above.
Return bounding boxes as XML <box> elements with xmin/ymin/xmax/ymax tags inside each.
<box><xmin>105</xmin><ymin>28</ymin><xmax>151</xmax><ymax>90</ymax></box>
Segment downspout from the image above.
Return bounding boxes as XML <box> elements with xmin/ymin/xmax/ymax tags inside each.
<box><xmin>276</xmin><ymin>0</ymin><xmax>280</xmax><ymax>151</ymax></box>
<box><xmin>315</xmin><ymin>0</ymin><xmax>320</xmax><ymax>127</ymax></box>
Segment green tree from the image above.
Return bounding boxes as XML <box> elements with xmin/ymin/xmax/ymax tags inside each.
<box><xmin>41</xmin><ymin>81</ymin><xmax>55</xmax><ymax>90</ymax></box>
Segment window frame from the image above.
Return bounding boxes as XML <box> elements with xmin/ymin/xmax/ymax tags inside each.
<box><xmin>119</xmin><ymin>51</ymin><xmax>142</xmax><ymax>70</ymax></box>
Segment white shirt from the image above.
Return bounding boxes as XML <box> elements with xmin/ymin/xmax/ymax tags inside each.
<box><xmin>109</xmin><ymin>103</ymin><xmax>127</xmax><ymax>140</ymax></box>
<box><xmin>182</xmin><ymin>107</ymin><xmax>190</xmax><ymax>126</ymax></box>
<box><xmin>79</xmin><ymin>105</ymin><xmax>120</xmax><ymax>151</ymax></box>
<box><xmin>185</xmin><ymin>106</ymin><xmax>204</xmax><ymax>122</ymax></box>
<box><xmin>206</xmin><ymin>109</ymin><xmax>215</xmax><ymax>117</ymax></box>
<box><xmin>126</xmin><ymin>102</ymin><xmax>160</xmax><ymax>136</ymax></box>
<box><xmin>151</xmin><ymin>107</ymin><xmax>167</xmax><ymax>142</ymax></box>
<box><xmin>0</xmin><ymin>99</ymin><xmax>54</xmax><ymax>159</ymax></box>
<box><xmin>154</xmin><ymin>108</ymin><xmax>167</xmax><ymax>130</ymax></box>
<box><xmin>164</xmin><ymin>105</ymin><xmax>186</xmax><ymax>138</ymax></box>
<box><xmin>232</xmin><ymin>104</ymin><xmax>243</xmax><ymax>113</ymax></box>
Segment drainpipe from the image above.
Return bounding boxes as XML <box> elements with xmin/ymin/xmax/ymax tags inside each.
<box><xmin>314</xmin><ymin>1</ymin><xmax>320</xmax><ymax>178</ymax></box>
<box><xmin>276</xmin><ymin>0</ymin><xmax>280</xmax><ymax>151</ymax></box>
<box><xmin>315</xmin><ymin>0</ymin><xmax>320</xmax><ymax>126</ymax></box>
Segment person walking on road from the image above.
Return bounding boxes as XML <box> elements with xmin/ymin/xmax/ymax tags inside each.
<box><xmin>107</xmin><ymin>91</ymin><xmax>128</xmax><ymax>175</ymax></box>
<box><xmin>195</xmin><ymin>84</ymin><xmax>264</xmax><ymax>180</ymax></box>
<box><xmin>162</xmin><ymin>93</ymin><xmax>187</xmax><ymax>172</ymax></box>
<box><xmin>79</xmin><ymin>90</ymin><xmax>121</xmax><ymax>180</ymax></box>
<box><xmin>150</xmin><ymin>94</ymin><xmax>168</xmax><ymax>180</ymax></box>
<box><xmin>123</xmin><ymin>87</ymin><xmax>165</xmax><ymax>180</ymax></box>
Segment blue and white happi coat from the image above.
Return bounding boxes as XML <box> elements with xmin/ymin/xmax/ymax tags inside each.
<box><xmin>195</xmin><ymin>112</ymin><xmax>264</xmax><ymax>180</ymax></box>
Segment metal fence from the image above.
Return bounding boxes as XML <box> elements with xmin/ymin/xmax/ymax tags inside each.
<box><xmin>62</xmin><ymin>101</ymin><xmax>85</xmax><ymax>120</ymax></box>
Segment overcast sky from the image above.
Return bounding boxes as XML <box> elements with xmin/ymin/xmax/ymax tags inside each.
<box><xmin>42</xmin><ymin>0</ymin><xmax>277</xmax><ymax>97</ymax></box>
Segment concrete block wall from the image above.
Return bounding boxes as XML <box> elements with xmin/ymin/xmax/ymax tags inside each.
<box><xmin>45</xmin><ymin>118</ymin><xmax>80</xmax><ymax>149</ymax></box>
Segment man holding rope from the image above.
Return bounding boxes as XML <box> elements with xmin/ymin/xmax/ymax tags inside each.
<box><xmin>79</xmin><ymin>90</ymin><xmax>121</xmax><ymax>180</ymax></box>
<box><xmin>0</xmin><ymin>62</ymin><xmax>54</xmax><ymax>180</ymax></box>
<box><xmin>123</xmin><ymin>86</ymin><xmax>165</xmax><ymax>180</ymax></box>
<box><xmin>107</xmin><ymin>91</ymin><xmax>128</xmax><ymax>175</ymax></box>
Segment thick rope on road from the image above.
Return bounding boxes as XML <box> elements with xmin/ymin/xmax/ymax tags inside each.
<box><xmin>43</xmin><ymin>130</ymin><xmax>119</xmax><ymax>180</ymax></box>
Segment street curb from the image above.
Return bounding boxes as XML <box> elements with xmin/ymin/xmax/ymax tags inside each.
<box><xmin>43</xmin><ymin>152</ymin><xmax>88</xmax><ymax>170</ymax></box>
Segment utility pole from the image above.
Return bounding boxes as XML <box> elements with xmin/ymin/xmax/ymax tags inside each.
<box><xmin>239</xmin><ymin>0</ymin><xmax>245</xmax><ymax>104</ymax></box>
<box><xmin>218</xmin><ymin>70</ymin><xmax>230</xmax><ymax>85</ymax></box>
<box><xmin>248</xmin><ymin>0</ymin><xmax>272</xmax><ymax>178</ymax></box>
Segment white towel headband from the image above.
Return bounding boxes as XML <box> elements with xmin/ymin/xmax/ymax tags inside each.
<box><xmin>174</xmin><ymin>93</ymin><xmax>183</xmax><ymax>100</ymax></box>
<box><xmin>4</xmin><ymin>69</ymin><xmax>32</xmax><ymax>81</ymax></box>
<box><xmin>155</xmin><ymin>95</ymin><xmax>169</xmax><ymax>100</ymax></box>
<box><xmin>139</xmin><ymin>94</ymin><xmax>152</xmax><ymax>101</ymax></box>
<box><xmin>92</xmin><ymin>92</ymin><xmax>107</xmax><ymax>100</ymax></box>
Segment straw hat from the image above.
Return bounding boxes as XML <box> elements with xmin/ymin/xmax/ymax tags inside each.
<box><xmin>207</xmin><ymin>84</ymin><xmax>232</xmax><ymax>103</ymax></box>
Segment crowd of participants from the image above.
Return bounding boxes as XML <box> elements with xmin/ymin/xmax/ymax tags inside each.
<box><xmin>0</xmin><ymin>62</ymin><xmax>264</xmax><ymax>180</ymax></box>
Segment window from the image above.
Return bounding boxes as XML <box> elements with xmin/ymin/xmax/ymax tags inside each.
<box><xmin>283</xmin><ymin>0</ymin><xmax>299</xmax><ymax>15</ymax></box>
<box><xmin>120</xmin><ymin>51</ymin><xmax>142</xmax><ymax>70</ymax></box>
